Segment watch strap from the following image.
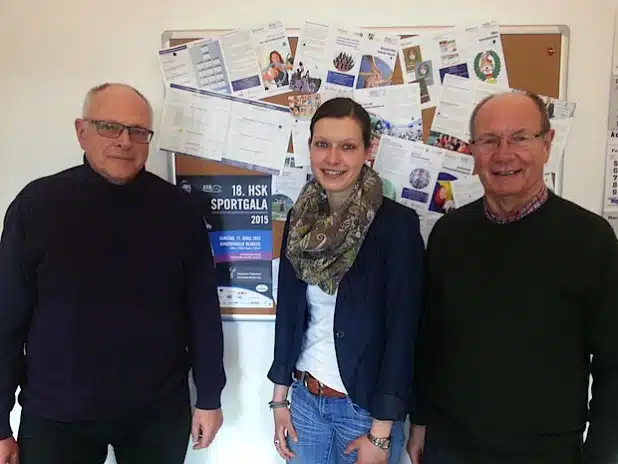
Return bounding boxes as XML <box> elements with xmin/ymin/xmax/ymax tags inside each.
<box><xmin>367</xmin><ymin>432</ymin><xmax>392</xmax><ymax>449</ymax></box>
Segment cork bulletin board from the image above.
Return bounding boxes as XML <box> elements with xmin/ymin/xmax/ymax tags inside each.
<box><xmin>161</xmin><ymin>24</ymin><xmax>570</xmax><ymax>320</ymax></box>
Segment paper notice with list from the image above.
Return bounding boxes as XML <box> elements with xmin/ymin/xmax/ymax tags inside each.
<box><xmin>158</xmin><ymin>33</ymin><xmax>265</xmax><ymax>99</ymax></box>
<box><xmin>157</xmin><ymin>83</ymin><xmax>292</xmax><ymax>175</ymax></box>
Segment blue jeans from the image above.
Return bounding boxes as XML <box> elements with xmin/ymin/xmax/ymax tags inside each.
<box><xmin>287</xmin><ymin>380</ymin><xmax>404</xmax><ymax>463</ymax></box>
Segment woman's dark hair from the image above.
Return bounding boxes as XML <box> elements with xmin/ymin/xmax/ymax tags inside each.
<box><xmin>269</xmin><ymin>50</ymin><xmax>284</xmax><ymax>63</ymax></box>
<box><xmin>309</xmin><ymin>97</ymin><xmax>371</xmax><ymax>148</ymax></box>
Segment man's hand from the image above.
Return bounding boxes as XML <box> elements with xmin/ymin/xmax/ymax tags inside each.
<box><xmin>0</xmin><ymin>437</ymin><xmax>18</xmax><ymax>464</ymax></box>
<box><xmin>406</xmin><ymin>425</ymin><xmax>426</xmax><ymax>464</ymax></box>
<box><xmin>191</xmin><ymin>408</ymin><xmax>223</xmax><ymax>450</ymax></box>
<box><xmin>344</xmin><ymin>434</ymin><xmax>388</xmax><ymax>464</ymax></box>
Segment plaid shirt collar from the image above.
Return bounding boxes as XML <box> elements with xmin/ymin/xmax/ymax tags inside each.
<box><xmin>484</xmin><ymin>185</ymin><xmax>549</xmax><ymax>224</ymax></box>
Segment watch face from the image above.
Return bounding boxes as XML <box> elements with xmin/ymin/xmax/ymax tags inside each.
<box><xmin>368</xmin><ymin>433</ymin><xmax>391</xmax><ymax>449</ymax></box>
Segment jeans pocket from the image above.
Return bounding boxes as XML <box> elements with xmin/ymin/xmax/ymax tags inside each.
<box><xmin>345</xmin><ymin>398</ymin><xmax>372</xmax><ymax>419</ymax></box>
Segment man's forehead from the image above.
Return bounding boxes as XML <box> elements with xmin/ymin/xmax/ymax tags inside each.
<box><xmin>86</xmin><ymin>86</ymin><xmax>151</xmax><ymax>126</ymax></box>
<box><xmin>479</xmin><ymin>94</ymin><xmax>538</xmax><ymax>117</ymax></box>
<box><xmin>475</xmin><ymin>95</ymin><xmax>541</xmax><ymax>129</ymax></box>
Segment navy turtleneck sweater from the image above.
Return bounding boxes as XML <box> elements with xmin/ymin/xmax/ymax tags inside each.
<box><xmin>0</xmin><ymin>158</ymin><xmax>225</xmax><ymax>439</ymax></box>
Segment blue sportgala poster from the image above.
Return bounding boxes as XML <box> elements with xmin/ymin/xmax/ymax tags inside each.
<box><xmin>176</xmin><ymin>174</ymin><xmax>274</xmax><ymax>309</ymax></box>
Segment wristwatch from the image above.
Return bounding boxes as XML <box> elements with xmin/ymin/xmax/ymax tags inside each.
<box><xmin>367</xmin><ymin>432</ymin><xmax>392</xmax><ymax>450</ymax></box>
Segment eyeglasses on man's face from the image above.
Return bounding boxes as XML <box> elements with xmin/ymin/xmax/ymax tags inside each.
<box><xmin>83</xmin><ymin>118</ymin><xmax>154</xmax><ymax>144</ymax></box>
<box><xmin>471</xmin><ymin>130</ymin><xmax>548</xmax><ymax>153</ymax></box>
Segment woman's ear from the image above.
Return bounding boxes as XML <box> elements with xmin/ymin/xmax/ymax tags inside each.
<box><xmin>364</xmin><ymin>145</ymin><xmax>372</xmax><ymax>163</ymax></box>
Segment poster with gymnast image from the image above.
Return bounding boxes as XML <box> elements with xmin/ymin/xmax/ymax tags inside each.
<box><xmin>252</xmin><ymin>21</ymin><xmax>295</xmax><ymax>96</ymax></box>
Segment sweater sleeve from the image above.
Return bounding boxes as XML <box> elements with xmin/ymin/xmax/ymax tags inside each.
<box><xmin>185</xmin><ymin>207</ymin><xmax>226</xmax><ymax>410</ymax></box>
<box><xmin>583</xmin><ymin>222</ymin><xmax>618</xmax><ymax>463</ymax></box>
<box><xmin>370</xmin><ymin>209</ymin><xmax>425</xmax><ymax>421</ymax></box>
<box><xmin>0</xmin><ymin>195</ymin><xmax>35</xmax><ymax>439</ymax></box>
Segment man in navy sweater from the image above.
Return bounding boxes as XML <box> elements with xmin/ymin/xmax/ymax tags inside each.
<box><xmin>408</xmin><ymin>91</ymin><xmax>618</xmax><ymax>463</ymax></box>
<box><xmin>0</xmin><ymin>83</ymin><xmax>226</xmax><ymax>463</ymax></box>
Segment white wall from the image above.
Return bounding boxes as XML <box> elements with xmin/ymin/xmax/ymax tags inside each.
<box><xmin>1</xmin><ymin>0</ymin><xmax>616</xmax><ymax>463</ymax></box>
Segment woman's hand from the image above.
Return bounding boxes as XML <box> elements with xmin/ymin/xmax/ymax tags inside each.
<box><xmin>344</xmin><ymin>434</ymin><xmax>388</xmax><ymax>463</ymax></box>
<box><xmin>272</xmin><ymin>406</ymin><xmax>298</xmax><ymax>461</ymax></box>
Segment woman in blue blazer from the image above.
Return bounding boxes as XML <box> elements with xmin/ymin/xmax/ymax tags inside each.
<box><xmin>267</xmin><ymin>97</ymin><xmax>425</xmax><ymax>463</ymax></box>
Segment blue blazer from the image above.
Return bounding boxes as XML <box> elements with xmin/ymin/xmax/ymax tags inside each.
<box><xmin>267</xmin><ymin>198</ymin><xmax>425</xmax><ymax>421</ymax></box>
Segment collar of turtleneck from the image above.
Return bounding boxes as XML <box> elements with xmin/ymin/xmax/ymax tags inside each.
<box><xmin>81</xmin><ymin>153</ymin><xmax>147</xmax><ymax>192</ymax></box>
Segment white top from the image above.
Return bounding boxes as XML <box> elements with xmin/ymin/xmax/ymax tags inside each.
<box><xmin>295</xmin><ymin>284</ymin><xmax>348</xmax><ymax>394</ymax></box>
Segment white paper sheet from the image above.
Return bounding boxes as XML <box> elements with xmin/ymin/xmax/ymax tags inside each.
<box><xmin>605</xmin><ymin>141</ymin><xmax>618</xmax><ymax>210</ymax></box>
<box><xmin>323</xmin><ymin>24</ymin><xmax>365</xmax><ymax>92</ymax></box>
<box><xmin>431</xmin><ymin>74</ymin><xmax>576</xmax><ymax>186</ymax></box>
<box><xmin>157</xmin><ymin>83</ymin><xmax>232</xmax><ymax>161</ymax></box>
<box><xmin>398</xmin><ymin>34</ymin><xmax>442</xmax><ymax>110</ymax></box>
<box><xmin>544</xmin><ymin>170</ymin><xmax>557</xmax><ymax>191</ymax></box>
<box><xmin>374</xmin><ymin>135</ymin><xmax>445</xmax><ymax>213</ymax></box>
<box><xmin>398</xmin><ymin>20</ymin><xmax>509</xmax><ymax>110</ymax></box>
<box><xmin>427</xmin><ymin>150</ymin><xmax>475</xmax><ymax>214</ymax></box>
<box><xmin>290</xmin><ymin>21</ymin><xmax>330</xmax><ymax>93</ymax></box>
<box><xmin>251</xmin><ymin>21</ymin><xmax>295</xmax><ymax>97</ymax></box>
<box><xmin>290</xmin><ymin>21</ymin><xmax>399</xmax><ymax>94</ymax></box>
<box><xmin>355</xmin><ymin>31</ymin><xmax>400</xmax><ymax>89</ymax></box>
<box><xmin>223</xmin><ymin>98</ymin><xmax>293</xmax><ymax>174</ymax></box>
<box><xmin>272</xmin><ymin>258</ymin><xmax>280</xmax><ymax>304</ymax></box>
<box><xmin>158</xmin><ymin>83</ymin><xmax>292</xmax><ymax>175</ymax></box>
<box><xmin>288</xmin><ymin>85</ymin><xmax>422</xmax><ymax>167</ymax></box>
<box><xmin>546</xmin><ymin>118</ymin><xmax>572</xmax><ymax>172</ymax></box>
<box><xmin>354</xmin><ymin>84</ymin><xmax>423</xmax><ymax>166</ymax></box>
<box><xmin>158</xmin><ymin>35</ymin><xmax>264</xmax><ymax>99</ymax></box>
<box><xmin>271</xmin><ymin>158</ymin><xmax>312</xmax><ymax>221</ymax></box>
<box><xmin>158</xmin><ymin>38</ymin><xmax>231</xmax><ymax>93</ymax></box>
<box><xmin>451</xmin><ymin>175</ymin><xmax>485</xmax><ymax>208</ymax></box>
<box><xmin>430</xmin><ymin>73</ymin><xmax>507</xmax><ymax>147</ymax></box>
<box><xmin>291</xmin><ymin>120</ymin><xmax>311</xmax><ymax>167</ymax></box>
<box><xmin>219</xmin><ymin>29</ymin><xmax>265</xmax><ymax>99</ymax></box>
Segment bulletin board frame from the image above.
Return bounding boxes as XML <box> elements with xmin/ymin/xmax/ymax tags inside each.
<box><xmin>160</xmin><ymin>24</ymin><xmax>570</xmax><ymax>321</ymax></box>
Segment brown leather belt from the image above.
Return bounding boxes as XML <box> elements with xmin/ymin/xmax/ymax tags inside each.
<box><xmin>294</xmin><ymin>369</ymin><xmax>346</xmax><ymax>398</ymax></box>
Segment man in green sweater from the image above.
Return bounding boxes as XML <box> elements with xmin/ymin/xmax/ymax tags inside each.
<box><xmin>407</xmin><ymin>91</ymin><xmax>618</xmax><ymax>464</ymax></box>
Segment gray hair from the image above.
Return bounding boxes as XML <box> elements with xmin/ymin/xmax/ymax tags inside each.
<box><xmin>469</xmin><ymin>90</ymin><xmax>551</xmax><ymax>141</ymax></box>
<box><xmin>81</xmin><ymin>82</ymin><xmax>153</xmax><ymax>123</ymax></box>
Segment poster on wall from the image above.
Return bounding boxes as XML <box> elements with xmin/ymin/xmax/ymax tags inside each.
<box><xmin>251</xmin><ymin>21</ymin><xmax>295</xmax><ymax>97</ymax></box>
<box><xmin>398</xmin><ymin>20</ymin><xmax>509</xmax><ymax>109</ymax></box>
<box><xmin>602</xmin><ymin>13</ymin><xmax>618</xmax><ymax>238</ymax></box>
<box><xmin>290</xmin><ymin>21</ymin><xmax>399</xmax><ymax>94</ymax></box>
<box><xmin>176</xmin><ymin>174</ymin><xmax>275</xmax><ymax>309</ymax></box>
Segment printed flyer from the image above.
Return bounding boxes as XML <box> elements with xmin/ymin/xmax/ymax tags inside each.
<box><xmin>176</xmin><ymin>174</ymin><xmax>274</xmax><ymax>309</ymax></box>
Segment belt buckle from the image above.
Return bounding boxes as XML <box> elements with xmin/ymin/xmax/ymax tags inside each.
<box><xmin>300</xmin><ymin>371</ymin><xmax>309</xmax><ymax>389</ymax></box>
<box><xmin>300</xmin><ymin>371</ymin><xmax>324</xmax><ymax>396</ymax></box>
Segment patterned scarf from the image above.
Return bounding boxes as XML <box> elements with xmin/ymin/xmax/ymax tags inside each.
<box><xmin>285</xmin><ymin>164</ymin><xmax>384</xmax><ymax>295</ymax></box>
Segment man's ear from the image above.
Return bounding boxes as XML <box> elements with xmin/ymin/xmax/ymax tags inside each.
<box><xmin>75</xmin><ymin>118</ymin><xmax>87</xmax><ymax>149</ymax></box>
<box><xmin>542</xmin><ymin>128</ymin><xmax>555</xmax><ymax>164</ymax></box>
<box><xmin>544</xmin><ymin>128</ymin><xmax>555</xmax><ymax>150</ymax></box>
